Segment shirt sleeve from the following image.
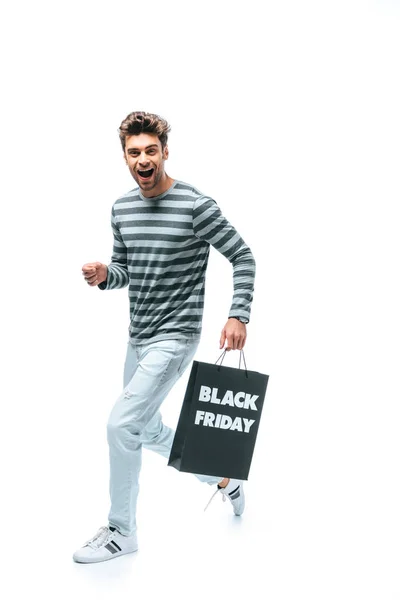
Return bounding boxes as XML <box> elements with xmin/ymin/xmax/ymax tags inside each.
<box><xmin>192</xmin><ymin>195</ymin><xmax>256</xmax><ymax>323</ymax></box>
<box><xmin>98</xmin><ymin>204</ymin><xmax>129</xmax><ymax>291</ymax></box>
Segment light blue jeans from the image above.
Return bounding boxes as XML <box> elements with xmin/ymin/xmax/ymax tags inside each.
<box><xmin>107</xmin><ymin>335</ymin><xmax>223</xmax><ymax>536</ymax></box>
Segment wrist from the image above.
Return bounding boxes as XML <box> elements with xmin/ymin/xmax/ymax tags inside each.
<box><xmin>229</xmin><ymin>316</ymin><xmax>248</xmax><ymax>324</ymax></box>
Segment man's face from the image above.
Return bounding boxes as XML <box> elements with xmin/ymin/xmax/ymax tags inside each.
<box><xmin>124</xmin><ymin>133</ymin><xmax>168</xmax><ymax>192</ymax></box>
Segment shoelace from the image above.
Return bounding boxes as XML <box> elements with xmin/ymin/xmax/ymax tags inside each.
<box><xmin>204</xmin><ymin>488</ymin><xmax>226</xmax><ymax>512</ymax></box>
<box><xmin>85</xmin><ymin>526</ymin><xmax>113</xmax><ymax>549</ymax></box>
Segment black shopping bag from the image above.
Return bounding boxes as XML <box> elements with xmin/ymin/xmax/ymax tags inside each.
<box><xmin>168</xmin><ymin>349</ymin><xmax>269</xmax><ymax>481</ymax></box>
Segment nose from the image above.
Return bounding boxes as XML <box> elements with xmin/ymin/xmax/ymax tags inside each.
<box><xmin>138</xmin><ymin>152</ymin><xmax>150</xmax><ymax>167</ymax></box>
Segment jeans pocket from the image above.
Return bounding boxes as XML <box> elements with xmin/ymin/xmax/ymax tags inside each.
<box><xmin>177</xmin><ymin>339</ymin><xmax>200</xmax><ymax>376</ymax></box>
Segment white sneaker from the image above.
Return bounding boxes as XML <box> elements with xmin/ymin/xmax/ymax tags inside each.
<box><xmin>204</xmin><ymin>478</ymin><xmax>245</xmax><ymax>516</ymax></box>
<box><xmin>73</xmin><ymin>526</ymin><xmax>138</xmax><ymax>563</ymax></box>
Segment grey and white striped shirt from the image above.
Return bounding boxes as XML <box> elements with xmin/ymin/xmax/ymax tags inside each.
<box><xmin>98</xmin><ymin>179</ymin><xmax>256</xmax><ymax>344</ymax></box>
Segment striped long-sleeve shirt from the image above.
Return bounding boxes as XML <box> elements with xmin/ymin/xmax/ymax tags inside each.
<box><xmin>98</xmin><ymin>179</ymin><xmax>256</xmax><ymax>344</ymax></box>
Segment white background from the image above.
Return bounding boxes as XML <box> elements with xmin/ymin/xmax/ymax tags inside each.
<box><xmin>1</xmin><ymin>1</ymin><xmax>399</xmax><ymax>598</ymax></box>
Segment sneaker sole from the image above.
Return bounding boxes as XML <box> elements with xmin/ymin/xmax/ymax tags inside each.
<box><xmin>73</xmin><ymin>547</ymin><xmax>138</xmax><ymax>563</ymax></box>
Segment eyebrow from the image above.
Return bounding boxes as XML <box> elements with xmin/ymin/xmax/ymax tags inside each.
<box><xmin>127</xmin><ymin>144</ymin><xmax>159</xmax><ymax>152</ymax></box>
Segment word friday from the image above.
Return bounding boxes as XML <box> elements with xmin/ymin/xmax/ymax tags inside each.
<box><xmin>198</xmin><ymin>385</ymin><xmax>259</xmax><ymax>411</ymax></box>
<box><xmin>194</xmin><ymin>410</ymin><xmax>255</xmax><ymax>433</ymax></box>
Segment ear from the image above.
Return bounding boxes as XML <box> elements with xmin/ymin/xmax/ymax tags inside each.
<box><xmin>163</xmin><ymin>145</ymin><xmax>169</xmax><ymax>160</ymax></box>
<box><xmin>123</xmin><ymin>152</ymin><xmax>128</xmax><ymax>164</ymax></box>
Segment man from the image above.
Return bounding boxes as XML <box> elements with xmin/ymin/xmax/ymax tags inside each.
<box><xmin>73</xmin><ymin>111</ymin><xmax>256</xmax><ymax>563</ymax></box>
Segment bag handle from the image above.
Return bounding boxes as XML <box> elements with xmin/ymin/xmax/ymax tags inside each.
<box><xmin>214</xmin><ymin>348</ymin><xmax>249</xmax><ymax>378</ymax></box>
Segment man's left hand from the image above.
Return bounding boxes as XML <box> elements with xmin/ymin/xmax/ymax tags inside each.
<box><xmin>219</xmin><ymin>318</ymin><xmax>247</xmax><ymax>351</ymax></box>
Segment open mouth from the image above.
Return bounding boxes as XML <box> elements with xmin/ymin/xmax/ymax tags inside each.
<box><xmin>137</xmin><ymin>168</ymin><xmax>154</xmax><ymax>180</ymax></box>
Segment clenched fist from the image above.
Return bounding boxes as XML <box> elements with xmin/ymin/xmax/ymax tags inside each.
<box><xmin>82</xmin><ymin>262</ymin><xmax>108</xmax><ymax>287</ymax></box>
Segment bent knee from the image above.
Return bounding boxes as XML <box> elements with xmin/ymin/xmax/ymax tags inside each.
<box><xmin>107</xmin><ymin>419</ymin><xmax>141</xmax><ymax>440</ymax></box>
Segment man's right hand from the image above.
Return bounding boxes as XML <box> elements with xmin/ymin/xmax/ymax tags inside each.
<box><xmin>82</xmin><ymin>262</ymin><xmax>108</xmax><ymax>287</ymax></box>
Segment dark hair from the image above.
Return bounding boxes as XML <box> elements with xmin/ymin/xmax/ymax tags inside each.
<box><xmin>118</xmin><ymin>111</ymin><xmax>171</xmax><ymax>151</ymax></box>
